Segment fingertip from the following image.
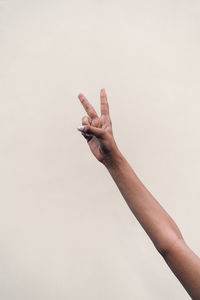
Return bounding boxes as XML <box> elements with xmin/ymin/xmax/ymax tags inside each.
<box><xmin>78</xmin><ymin>93</ymin><xmax>84</xmax><ymax>100</ymax></box>
<box><xmin>101</xmin><ymin>88</ymin><xmax>107</xmax><ymax>97</ymax></box>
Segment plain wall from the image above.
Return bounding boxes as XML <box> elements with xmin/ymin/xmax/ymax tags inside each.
<box><xmin>1</xmin><ymin>0</ymin><xmax>200</xmax><ymax>299</ymax></box>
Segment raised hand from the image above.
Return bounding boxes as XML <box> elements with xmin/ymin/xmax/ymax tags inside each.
<box><xmin>77</xmin><ymin>88</ymin><xmax>120</xmax><ymax>164</ymax></box>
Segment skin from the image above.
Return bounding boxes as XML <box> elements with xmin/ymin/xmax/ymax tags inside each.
<box><xmin>77</xmin><ymin>88</ymin><xmax>200</xmax><ymax>299</ymax></box>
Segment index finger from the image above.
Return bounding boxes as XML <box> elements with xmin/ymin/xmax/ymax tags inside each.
<box><xmin>100</xmin><ymin>88</ymin><xmax>109</xmax><ymax>116</ymax></box>
<box><xmin>78</xmin><ymin>93</ymin><xmax>99</xmax><ymax>119</ymax></box>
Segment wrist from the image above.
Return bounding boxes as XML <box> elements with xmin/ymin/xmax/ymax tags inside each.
<box><xmin>102</xmin><ymin>147</ymin><xmax>124</xmax><ymax>170</ymax></box>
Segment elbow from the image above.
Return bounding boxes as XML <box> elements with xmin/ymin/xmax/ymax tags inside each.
<box><xmin>155</xmin><ymin>234</ymin><xmax>184</xmax><ymax>258</ymax></box>
<box><xmin>156</xmin><ymin>244</ymin><xmax>171</xmax><ymax>258</ymax></box>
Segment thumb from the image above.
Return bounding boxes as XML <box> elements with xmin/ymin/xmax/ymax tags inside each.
<box><xmin>77</xmin><ymin>125</ymin><xmax>105</xmax><ymax>138</ymax></box>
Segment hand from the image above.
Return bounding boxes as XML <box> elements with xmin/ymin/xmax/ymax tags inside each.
<box><xmin>77</xmin><ymin>88</ymin><xmax>120</xmax><ymax>164</ymax></box>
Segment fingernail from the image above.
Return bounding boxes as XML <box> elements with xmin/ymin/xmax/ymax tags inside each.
<box><xmin>77</xmin><ymin>125</ymin><xmax>85</xmax><ymax>132</ymax></box>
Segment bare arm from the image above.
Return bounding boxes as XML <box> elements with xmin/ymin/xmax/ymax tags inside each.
<box><xmin>77</xmin><ymin>88</ymin><xmax>200</xmax><ymax>299</ymax></box>
<box><xmin>103</xmin><ymin>151</ymin><xmax>200</xmax><ymax>300</ymax></box>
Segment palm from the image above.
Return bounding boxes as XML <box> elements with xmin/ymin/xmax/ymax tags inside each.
<box><xmin>88</xmin><ymin>115</ymin><xmax>113</xmax><ymax>161</ymax></box>
<box><xmin>88</xmin><ymin>134</ymin><xmax>103</xmax><ymax>161</ymax></box>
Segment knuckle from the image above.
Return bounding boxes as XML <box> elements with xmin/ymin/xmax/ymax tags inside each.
<box><xmin>82</xmin><ymin>115</ymin><xmax>87</xmax><ymax>122</ymax></box>
<box><xmin>84</xmin><ymin>125</ymin><xmax>89</xmax><ymax>132</ymax></box>
<box><xmin>82</xmin><ymin>116</ymin><xmax>90</xmax><ymax>125</ymax></box>
<box><xmin>91</xmin><ymin>118</ymin><xmax>99</xmax><ymax>127</ymax></box>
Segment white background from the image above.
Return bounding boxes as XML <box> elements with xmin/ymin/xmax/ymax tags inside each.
<box><xmin>1</xmin><ymin>0</ymin><xmax>200</xmax><ymax>299</ymax></box>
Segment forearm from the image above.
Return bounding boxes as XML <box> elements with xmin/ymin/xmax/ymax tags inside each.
<box><xmin>103</xmin><ymin>150</ymin><xmax>183</xmax><ymax>255</ymax></box>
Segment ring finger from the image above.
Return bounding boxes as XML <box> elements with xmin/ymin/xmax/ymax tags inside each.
<box><xmin>82</xmin><ymin>115</ymin><xmax>92</xmax><ymax>126</ymax></box>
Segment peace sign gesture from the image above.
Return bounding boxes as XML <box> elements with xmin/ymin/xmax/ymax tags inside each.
<box><xmin>77</xmin><ymin>88</ymin><xmax>120</xmax><ymax>165</ymax></box>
